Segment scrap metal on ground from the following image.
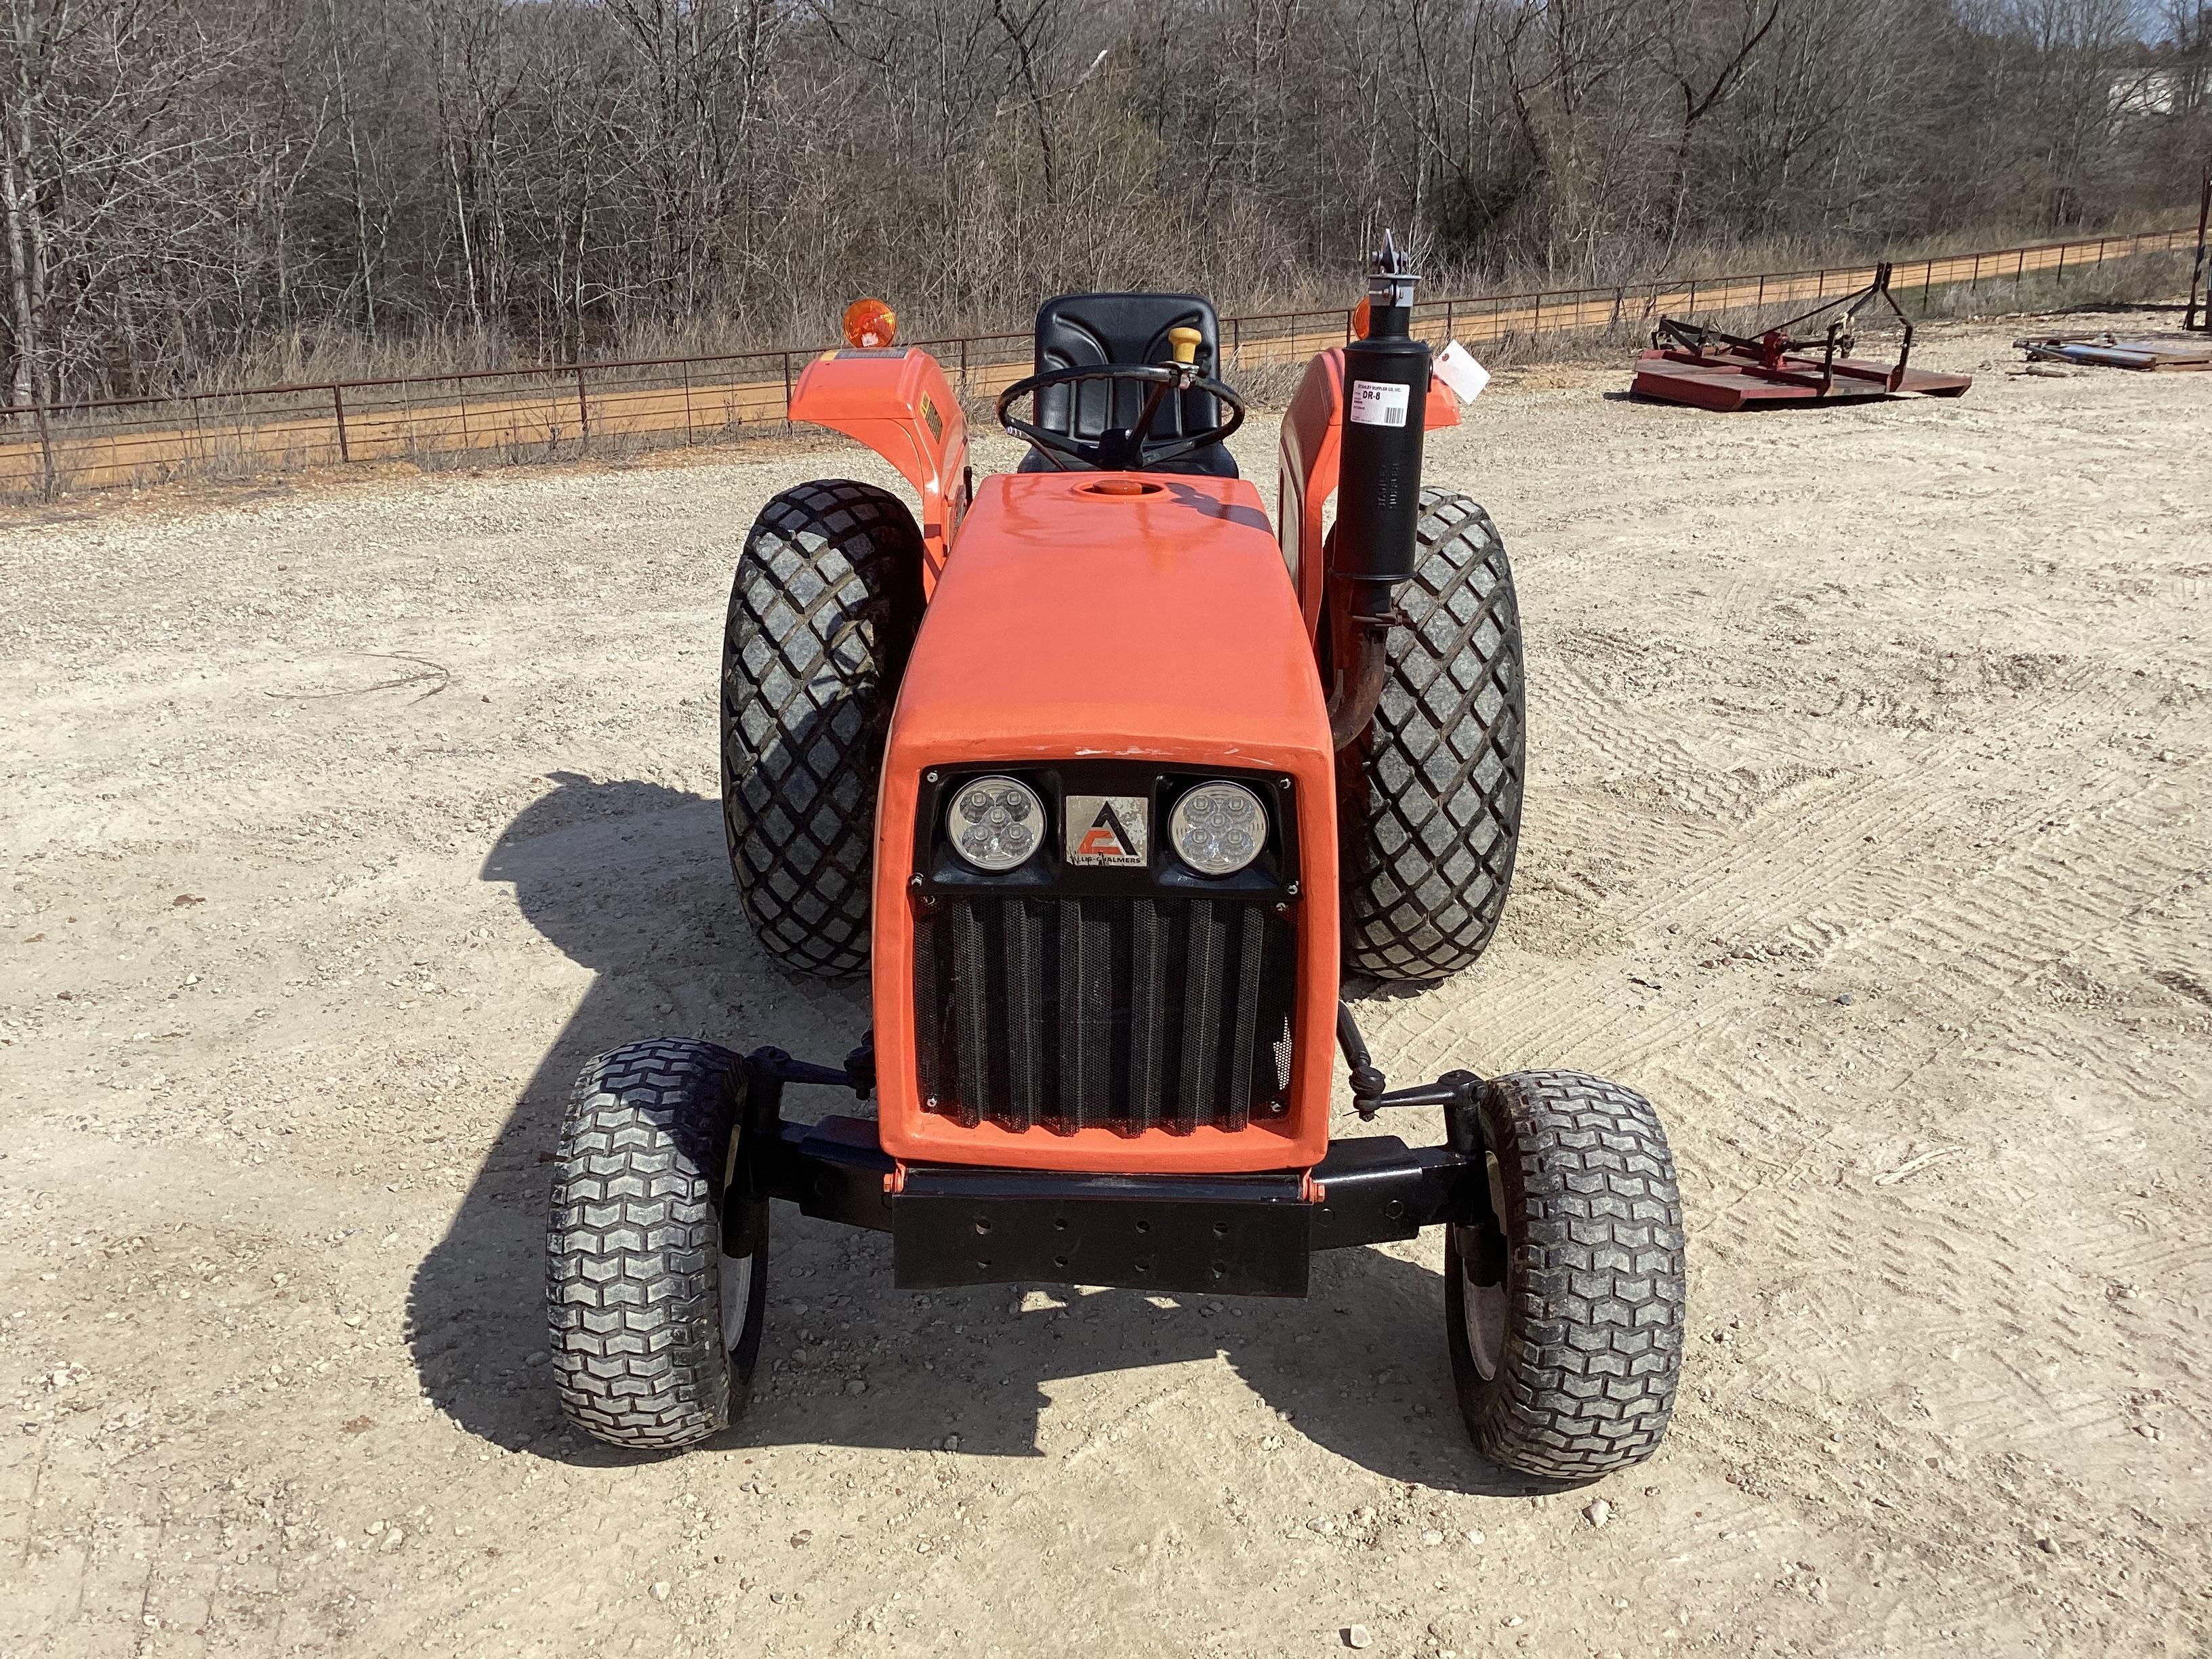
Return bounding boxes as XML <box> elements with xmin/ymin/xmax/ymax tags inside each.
<box><xmin>1632</xmin><ymin>262</ymin><xmax>1973</xmax><ymax>410</ymax></box>
<box><xmin>2016</xmin><ymin>332</ymin><xmax>2212</xmax><ymax>371</ymax></box>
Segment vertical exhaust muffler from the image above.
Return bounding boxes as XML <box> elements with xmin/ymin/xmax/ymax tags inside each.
<box><xmin>1326</xmin><ymin>232</ymin><xmax>1430</xmax><ymax>750</ymax></box>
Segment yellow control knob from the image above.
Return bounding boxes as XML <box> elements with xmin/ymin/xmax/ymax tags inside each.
<box><xmin>1166</xmin><ymin>326</ymin><xmax>1202</xmax><ymax>366</ymax></box>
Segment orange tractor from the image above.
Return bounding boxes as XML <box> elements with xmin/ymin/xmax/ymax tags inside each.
<box><xmin>546</xmin><ymin>244</ymin><xmax>1686</xmax><ymax>1483</ymax></box>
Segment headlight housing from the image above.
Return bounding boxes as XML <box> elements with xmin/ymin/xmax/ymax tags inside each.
<box><xmin>947</xmin><ymin>775</ymin><xmax>1046</xmax><ymax>872</ymax></box>
<box><xmin>1168</xmin><ymin>781</ymin><xmax>1266</xmax><ymax>877</ymax></box>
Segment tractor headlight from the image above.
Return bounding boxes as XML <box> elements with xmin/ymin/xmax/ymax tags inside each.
<box><xmin>947</xmin><ymin>775</ymin><xmax>1046</xmax><ymax>873</ymax></box>
<box><xmin>1168</xmin><ymin>781</ymin><xmax>1266</xmax><ymax>877</ymax></box>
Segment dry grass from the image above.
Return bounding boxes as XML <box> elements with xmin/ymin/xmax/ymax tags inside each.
<box><xmin>11</xmin><ymin>249</ymin><xmax>2194</xmax><ymax>511</ymax></box>
<box><xmin>209</xmin><ymin>220</ymin><xmax>2202</xmax><ymax>398</ymax></box>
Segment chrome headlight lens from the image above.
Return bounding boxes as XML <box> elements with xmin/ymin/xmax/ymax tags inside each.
<box><xmin>947</xmin><ymin>775</ymin><xmax>1045</xmax><ymax>872</ymax></box>
<box><xmin>1168</xmin><ymin>781</ymin><xmax>1265</xmax><ymax>877</ymax></box>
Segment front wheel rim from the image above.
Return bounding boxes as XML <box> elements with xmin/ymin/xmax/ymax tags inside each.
<box><xmin>1455</xmin><ymin>1147</ymin><xmax>1510</xmax><ymax>1382</ymax></box>
<box><xmin>1459</xmin><ymin>1250</ymin><xmax>1508</xmax><ymax>1381</ymax></box>
<box><xmin>1442</xmin><ymin>1221</ymin><xmax>1513</xmax><ymax>1389</ymax></box>
<box><xmin>718</xmin><ymin>1248</ymin><xmax>755</xmax><ymax>1356</ymax></box>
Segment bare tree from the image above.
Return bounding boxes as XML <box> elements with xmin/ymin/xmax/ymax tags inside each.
<box><xmin>0</xmin><ymin>0</ymin><xmax>2197</xmax><ymax>406</ymax></box>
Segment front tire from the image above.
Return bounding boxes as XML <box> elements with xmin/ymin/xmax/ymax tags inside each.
<box><xmin>1446</xmin><ymin>1071</ymin><xmax>1685</xmax><ymax>1483</ymax></box>
<box><xmin>722</xmin><ymin>478</ymin><xmax>924</xmax><ymax>979</ymax></box>
<box><xmin>546</xmin><ymin>1038</ymin><xmax>769</xmax><ymax>1449</ymax></box>
<box><xmin>1338</xmin><ymin>490</ymin><xmax>1524</xmax><ymax>983</ymax></box>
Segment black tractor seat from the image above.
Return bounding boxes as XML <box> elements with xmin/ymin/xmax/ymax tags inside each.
<box><xmin>1017</xmin><ymin>291</ymin><xmax>1239</xmax><ymax>478</ymax></box>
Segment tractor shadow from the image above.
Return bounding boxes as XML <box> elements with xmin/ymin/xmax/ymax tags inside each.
<box><xmin>406</xmin><ymin>771</ymin><xmax>1546</xmax><ymax>1496</ymax></box>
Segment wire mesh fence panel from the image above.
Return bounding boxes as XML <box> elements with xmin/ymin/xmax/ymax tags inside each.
<box><xmin>0</xmin><ymin>384</ymin><xmax>354</xmax><ymax>492</ymax></box>
<box><xmin>922</xmin><ymin>331</ymin><xmax>1029</xmax><ymax>401</ymax></box>
<box><xmin>0</xmin><ymin>224</ymin><xmax>2192</xmax><ymax>501</ymax></box>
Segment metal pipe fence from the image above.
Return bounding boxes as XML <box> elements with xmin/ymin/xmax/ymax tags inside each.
<box><xmin>0</xmin><ymin>224</ymin><xmax>2195</xmax><ymax>499</ymax></box>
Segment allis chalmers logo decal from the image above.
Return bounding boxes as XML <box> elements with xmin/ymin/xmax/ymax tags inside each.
<box><xmin>1065</xmin><ymin>795</ymin><xmax>1148</xmax><ymax>867</ymax></box>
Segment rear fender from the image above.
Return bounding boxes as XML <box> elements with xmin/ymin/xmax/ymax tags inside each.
<box><xmin>790</xmin><ymin>348</ymin><xmax>968</xmax><ymax>592</ymax></box>
<box><xmin>1275</xmin><ymin>348</ymin><xmax>1460</xmax><ymax>636</ymax></box>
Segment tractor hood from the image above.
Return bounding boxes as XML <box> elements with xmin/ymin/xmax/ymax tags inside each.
<box><xmin>872</xmin><ymin>468</ymin><xmax>1342</xmax><ymax>1176</ymax></box>
<box><xmin>886</xmin><ymin>470</ymin><xmax>1330</xmax><ymax>768</ymax></box>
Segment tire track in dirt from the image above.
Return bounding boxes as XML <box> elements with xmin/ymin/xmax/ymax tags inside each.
<box><xmin>1659</xmin><ymin>781</ymin><xmax>2207</xmax><ymax>1499</ymax></box>
<box><xmin>1361</xmin><ymin>577</ymin><xmax>2204</xmax><ymax>1569</ymax></box>
<box><xmin>1397</xmin><ymin>641</ymin><xmax>2175</xmax><ymax>1069</ymax></box>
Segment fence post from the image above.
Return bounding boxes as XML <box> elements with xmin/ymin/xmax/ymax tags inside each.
<box><xmin>575</xmin><ymin>365</ymin><xmax>590</xmax><ymax>441</ymax></box>
<box><xmin>1532</xmin><ymin>291</ymin><xmax>1542</xmax><ymax>335</ymax></box>
<box><xmin>2055</xmin><ymin>243</ymin><xmax>2064</xmax><ymax>285</ymax></box>
<box><xmin>781</xmin><ymin>353</ymin><xmax>794</xmax><ymax>433</ymax></box>
<box><xmin>33</xmin><ymin>398</ymin><xmax>56</xmax><ymax>498</ymax></box>
<box><xmin>958</xmin><ymin>337</ymin><xmax>969</xmax><ymax>394</ymax></box>
<box><xmin>331</xmin><ymin>385</ymin><xmax>350</xmax><ymax>462</ymax></box>
<box><xmin>680</xmin><ymin>359</ymin><xmax>695</xmax><ymax>445</ymax></box>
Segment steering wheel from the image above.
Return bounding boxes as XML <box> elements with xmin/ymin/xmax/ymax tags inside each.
<box><xmin>996</xmin><ymin>363</ymin><xmax>1246</xmax><ymax>472</ymax></box>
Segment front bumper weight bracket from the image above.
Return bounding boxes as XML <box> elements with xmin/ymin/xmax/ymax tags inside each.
<box><xmin>893</xmin><ymin>1170</ymin><xmax>1315</xmax><ymax>1298</ymax></box>
<box><xmin>741</xmin><ymin>1038</ymin><xmax>1494</xmax><ymax>1301</ymax></box>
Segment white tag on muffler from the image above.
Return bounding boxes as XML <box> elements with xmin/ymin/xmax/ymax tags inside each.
<box><xmin>1433</xmin><ymin>339</ymin><xmax>1490</xmax><ymax>403</ymax></box>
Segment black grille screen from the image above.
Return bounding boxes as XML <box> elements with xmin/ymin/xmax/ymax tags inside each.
<box><xmin>914</xmin><ymin>896</ymin><xmax>1296</xmax><ymax>1136</ymax></box>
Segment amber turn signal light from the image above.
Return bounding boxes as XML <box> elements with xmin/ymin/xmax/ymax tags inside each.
<box><xmin>842</xmin><ymin>298</ymin><xmax>898</xmax><ymax>350</ymax></box>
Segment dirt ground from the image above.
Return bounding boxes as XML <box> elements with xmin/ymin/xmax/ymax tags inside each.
<box><xmin>2</xmin><ymin>310</ymin><xmax>2207</xmax><ymax>1659</ymax></box>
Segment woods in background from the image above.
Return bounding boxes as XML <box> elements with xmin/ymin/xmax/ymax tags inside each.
<box><xmin>3</xmin><ymin>0</ymin><xmax>2208</xmax><ymax>406</ymax></box>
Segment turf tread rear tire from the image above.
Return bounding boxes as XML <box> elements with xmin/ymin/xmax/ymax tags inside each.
<box><xmin>1448</xmin><ymin>1070</ymin><xmax>1685</xmax><ymax>1482</ymax></box>
<box><xmin>546</xmin><ymin>1038</ymin><xmax>752</xmax><ymax>1449</ymax></box>
<box><xmin>1339</xmin><ymin>489</ymin><xmax>1523</xmax><ymax>982</ymax></box>
<box><xmin>722</xmin><ymin>479</ymin><xmax>923</xmax><ymax>979</ymax></box>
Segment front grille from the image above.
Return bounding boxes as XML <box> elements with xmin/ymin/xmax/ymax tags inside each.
<box><xmin>914</xmin><ymin>896</ymin><xmax>1296</xmax><ymax>1136</ymax></box>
